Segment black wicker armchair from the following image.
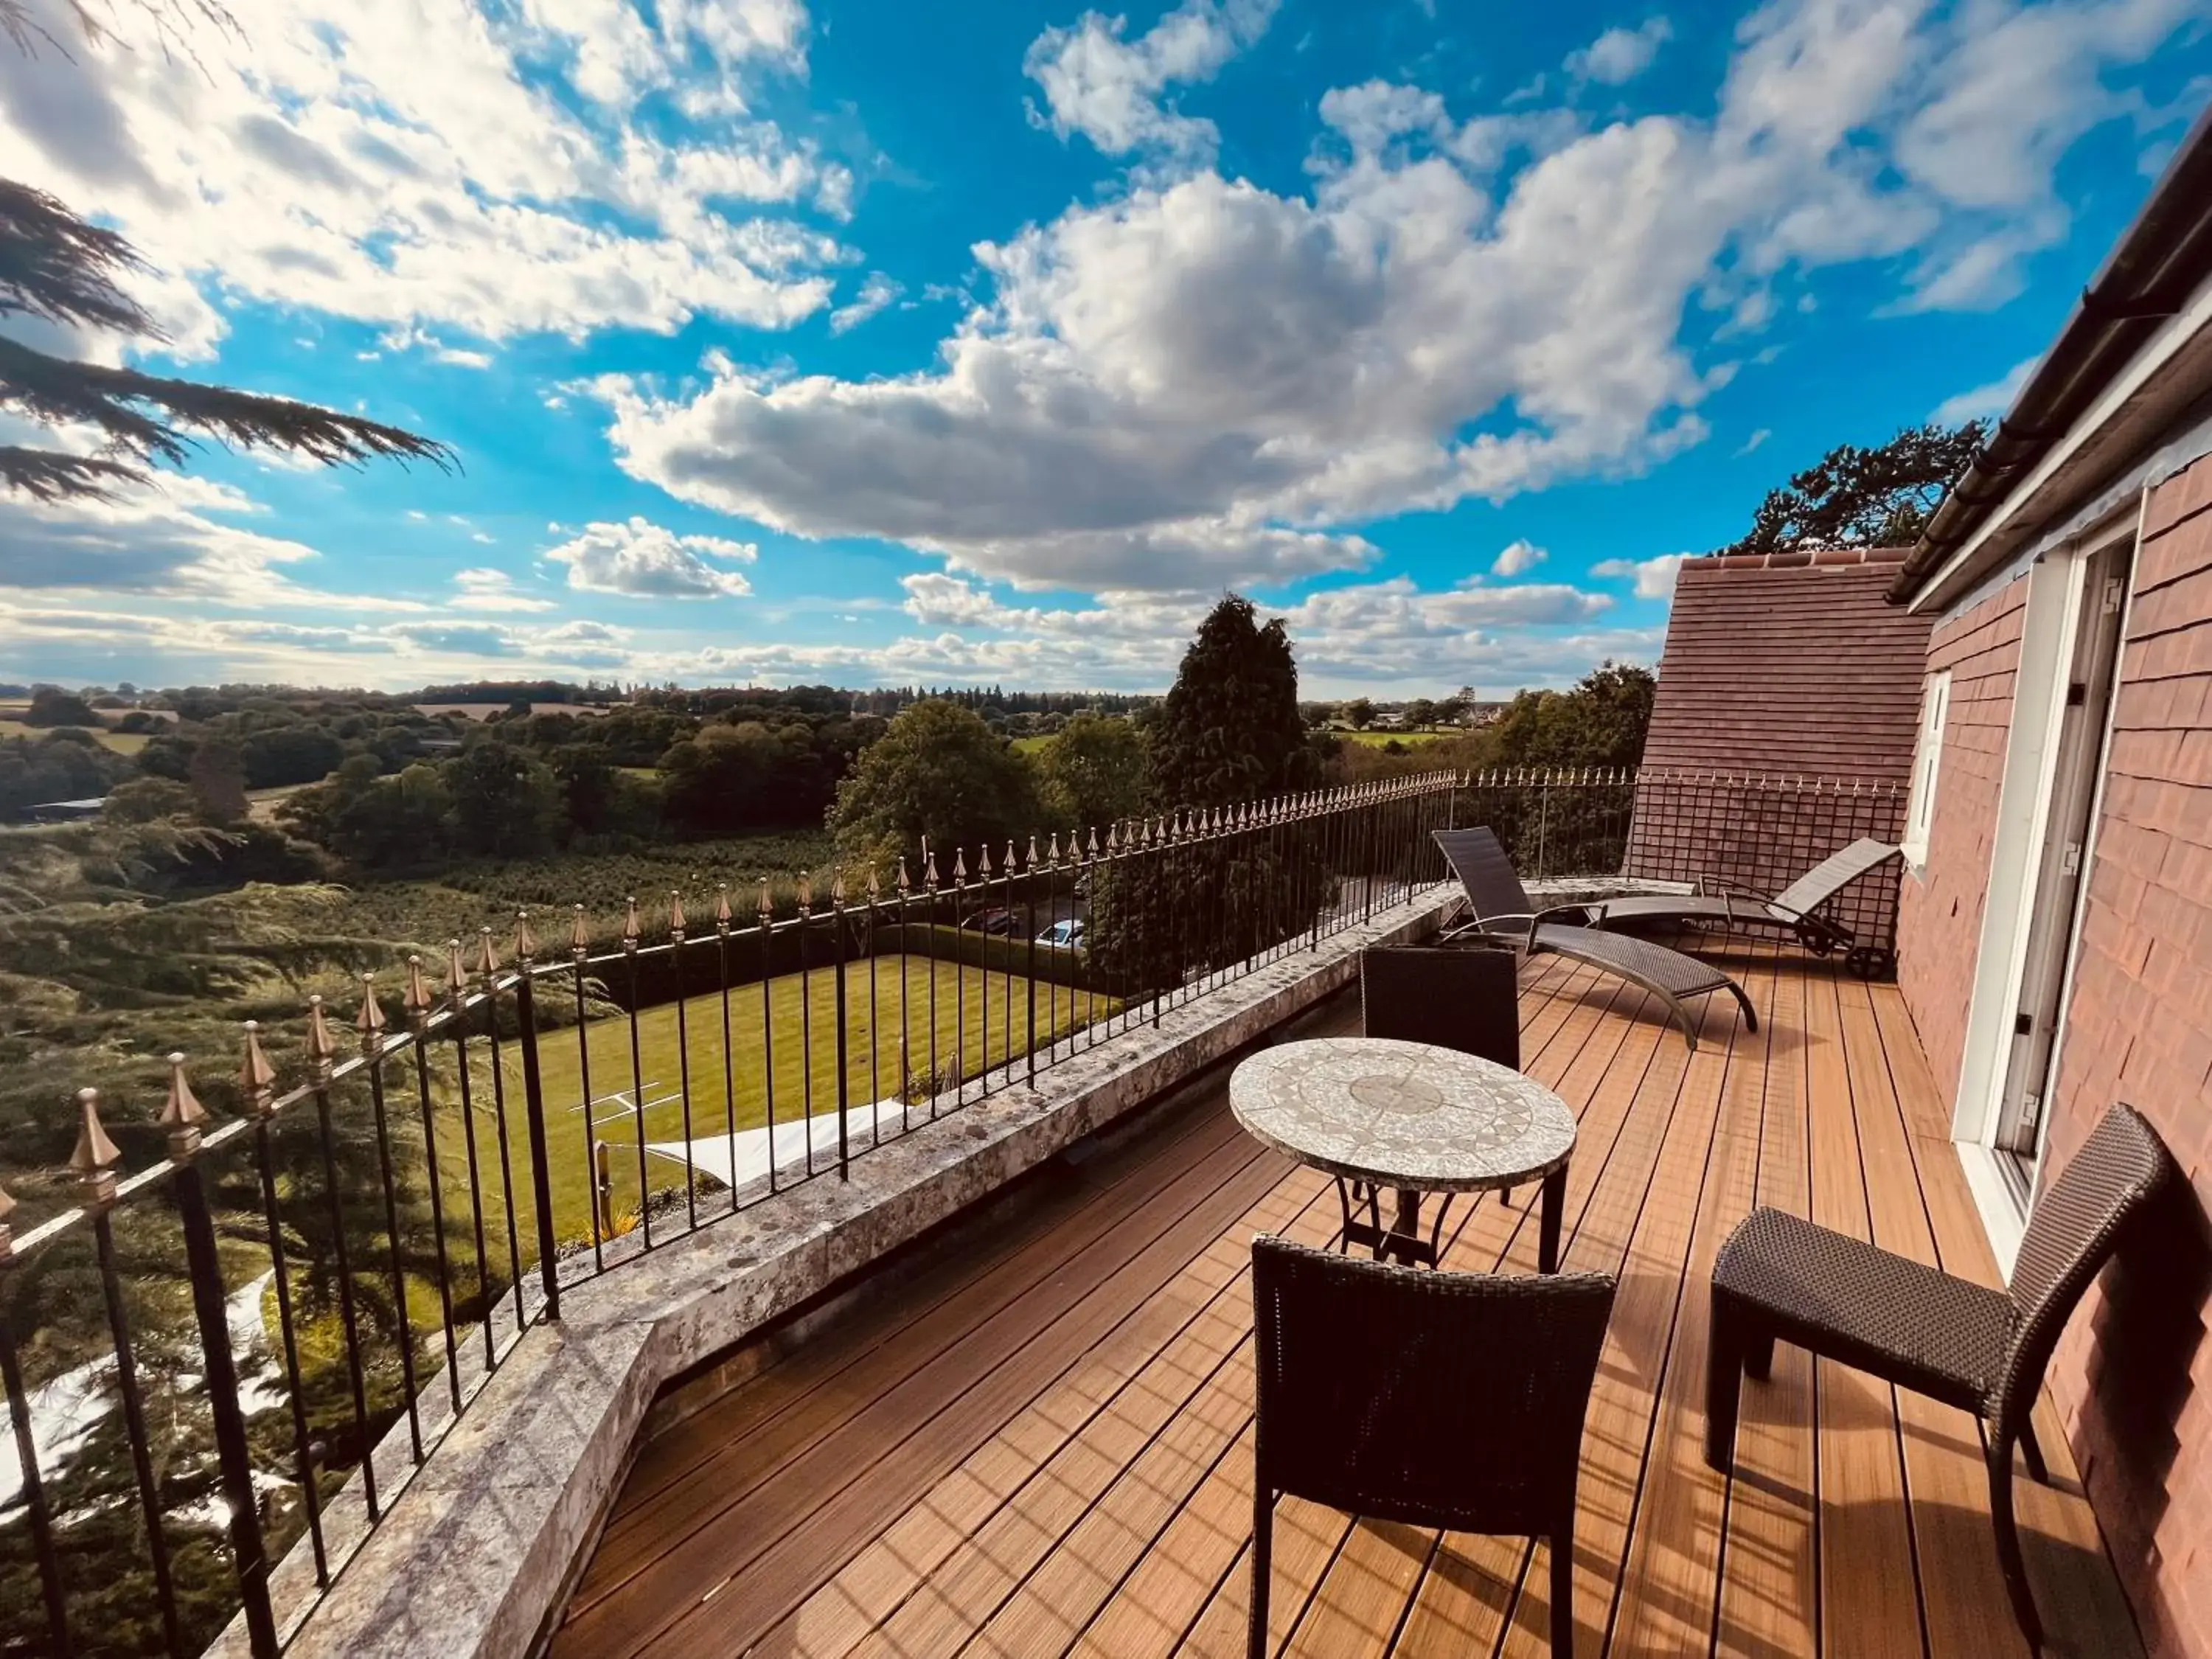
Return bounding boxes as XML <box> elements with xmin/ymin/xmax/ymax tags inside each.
<box><xmin>1250</xmin><ymin>1237</ymin><xmax>1615</xmax><ymax>1658</ymax></box>
<box><xmin>1704</xmin><ymin>1104</ymin><xmax>2172</xmax><ymax>1650</ymax></box>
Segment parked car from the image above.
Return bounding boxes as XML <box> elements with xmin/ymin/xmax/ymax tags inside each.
<box><xmin>959</xmin><ymin>908</ymin><xmax>1020</xmax><ymax>936</ymax></box>
<box><xmin>1036</xmin><ymin>918</ymin><xmax>1086</xmax><ymax>949</ymax></box>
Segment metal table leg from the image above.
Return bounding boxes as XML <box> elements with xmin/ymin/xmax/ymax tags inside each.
<box><xmin>1537</xmin><ymin>1164</ymin><xmax>1568</xmax><ymax>1272</ymax></box>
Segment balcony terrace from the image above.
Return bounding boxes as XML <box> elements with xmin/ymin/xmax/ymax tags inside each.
<box><xmin>552</xmin><ymin>948</ymin><xmax>2141</xmax><ymax>1659</ymax></box>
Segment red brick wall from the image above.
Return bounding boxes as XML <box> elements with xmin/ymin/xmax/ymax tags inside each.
<box><xmin>1896</xmin><ymin>574</ymin><xmax>2030</xmax><ymax>1096</ymax></box>
<box><xmin>2039</xmin><ymin>454</ymin><xmax>2212</xmax><ymax>1659</ymax></box>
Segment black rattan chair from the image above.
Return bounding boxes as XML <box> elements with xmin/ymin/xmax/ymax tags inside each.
<box><xmin>1360</xmin><ymin>944</ymin><xmax>1520</xmax><ymax>1070</ymax></box>
<box><xmin>1250</xmin><ymin>1237</ymin><xmax>1615</xmax><ymax>1658</ymax></box>
<box><xmin>1704</xmin><ymin>1104</ymin><xmax>2172</xmax><ymax>1650</ymax></box>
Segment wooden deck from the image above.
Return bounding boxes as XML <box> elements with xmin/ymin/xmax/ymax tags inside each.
<box><xmin>552</xmin><ymin>946</ymin><xmax>2145</xmax><ymax>1659</ymax></box>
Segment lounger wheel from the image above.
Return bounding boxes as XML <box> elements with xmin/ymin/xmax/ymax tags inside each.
<box><xmin>1799</xmin><ymin>928</ymin><xmax>1835</xmax><ymax>957</ymax></box>
<box><xmin>1845</xmin><ymin>946</ymin><xmax>1893</xmax><ymax>981</ymax></box>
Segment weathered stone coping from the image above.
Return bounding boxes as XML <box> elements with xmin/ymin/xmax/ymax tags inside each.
<box><xmin>245</xmin><ymin>888</ymin><xmax>1487</xmax><ymax>1659</ymax></box>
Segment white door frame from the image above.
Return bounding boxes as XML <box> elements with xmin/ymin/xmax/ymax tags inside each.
<box><xmin>1950</xmin><ymin>507</ymin><xmax>2141</xmax><ymax>1276</ymax></box>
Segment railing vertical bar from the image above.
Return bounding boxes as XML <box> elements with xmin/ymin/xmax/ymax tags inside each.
<box><xmin>92</xmin><ymin>1200</ymin><xmax>185</xmax><ymax>1657</ymax></box>
<box><xmin>244</xmin><ymin>1027</ymin><xmax>332</xmax><ymax>1582</ymax></box>
<box><xmin>0</xmin><ymin>1286</ymin><xmax>74</xmax><ymax>1658</ymax></box>
<box><xmin>619</xmin><ymin>908</ymin><xmax>652</xmax><ymax>1247</ymax></box>
<box><xmin>471</xmin><ymin>946</ymin><xmax>527</xmax><ymax>1338</ymax></box>
<box><xmin>925</xmin><ymin>847</ymin><xmax>940</xmax><ymax>1119</ymax></box>
<box><xmin>865</xmin><ymin>875</ymin><xmax>881</xmax><ymax>1147</ymax></box>
<box><xmin>666</xmin><ymin>897</ymin><xmax>698</xmax><ymax>1232</ymax></box>
<box><xmin>759</xmin><ymin>878</ymin><xmax>779</xmax><ymax>1192</ymax></box>
<box><xmin>165</xmin><ymin>1056</ymin><xmax>280</xmax><ymax>1659</ymax></box>
<box><xmin>355</xmin><ymin>991</ymin><xmax>422</xmax><ymax>1462</ymax></box>
<box><xmin>403</xmin><ymin>991</ymin><xmax>465</xmax><ymax>1419</ymax></box>
<box><xmin>717</xmin><ymin>889</ymin><xmax>740</xmax><ymax>1203</ymax></box>
<box><xmin>512</xmin><ymin>949</ymin><xmax>562</xmax><ymax>1323</ymax></box>
<box><xmin>797</xmin><ymin>873</ymin><xmax>816</xmax><ymax>1177</ymax></box>
<box><xmin>833</xmin><ymin>875</ymin><xmax>849</xmax><ymax>1182</ymax></box>
<box><xmin>567</xmin><ymin>917</ymin><xmax>605</xmax><ymax>1270</ymax></box>
<box><xmin>304</xmin><ymin>1013</ymin><xmax>380</xmax><ymax>1521</ymax></box>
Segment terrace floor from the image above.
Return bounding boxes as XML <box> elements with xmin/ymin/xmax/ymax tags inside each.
<box><xmin>551</xmin><ymin>945</ymin><xmax>2144</xmax><ymax>1659</ymax></box>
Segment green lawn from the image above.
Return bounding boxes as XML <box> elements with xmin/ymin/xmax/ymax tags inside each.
<box><xmin>0</xmin><ymin>717</ymin><xmax>149</xmax><ymax>754</ymax></box>
<box><xmin>1011</xmin><ymin>734</ymin><xmax>1052</xmax><ymax>754</ymax></box>
<box><xmin>445</xmin><ymin>953</ymin><xmax>1113</xmax><ymax>1254</ymax></box>
<box><xmin>1337</xmin><ymin>728</ymin><xmax>1453</xmax><ymax>748</ymax></box>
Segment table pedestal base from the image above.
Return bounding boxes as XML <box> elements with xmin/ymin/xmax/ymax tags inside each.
<box><xmin>1335</xmin><ymin>1169</ymin><xmax>1568</xmax><ymax>1272</ymax></box>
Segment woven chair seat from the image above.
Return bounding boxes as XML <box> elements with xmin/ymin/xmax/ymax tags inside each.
<box><xmin>1531</xmin><ymin>923</ymin><xmax>1736</xmax><ymax>998</ymax></box>
<box><xmin>1713</xmin><ymin>1207</ymin><xmax>2014</xmax><ymax>1408</ymax></box>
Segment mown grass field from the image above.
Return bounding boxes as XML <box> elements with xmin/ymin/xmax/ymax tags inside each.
<box><xmin>1336</xmin><ymin>728</ymin><xmax>1454</xmax><ymax>748</ymax></box>
<box><xmin>0</xmin><ymin>717</ymin><xmax>150</xmax><ymax>754</ymax></box>
<box><xmin>450</xmin><ymin>952</ymin><xmax>1113</xmax><ymax>1254</ymax></box>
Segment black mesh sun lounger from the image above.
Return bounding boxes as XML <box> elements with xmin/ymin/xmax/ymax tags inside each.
<box><xmin>1432</xmin><ymin>827</ymin><xmax>1758</xmax><ymax>1052</ymax></box>
<box><xmin>1579</xmin><ymin>838</ymin><xmax>1903</xmax><ymax>978</ymax></box>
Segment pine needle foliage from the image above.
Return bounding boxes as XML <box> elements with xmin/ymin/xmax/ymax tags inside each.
<box><xmin>0</xmin><ymin>175</ymin><xmax>452</xmax><ymax>501</ymax></box>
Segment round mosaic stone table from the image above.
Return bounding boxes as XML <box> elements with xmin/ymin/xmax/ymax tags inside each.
<box><xmin>1231</xmin><ymin>1037</ymin><xmax>1578</xmax><ymax>1270</ymax></box>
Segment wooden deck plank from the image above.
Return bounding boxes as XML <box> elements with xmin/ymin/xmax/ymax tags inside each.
<box><xmin>1836</xmin><ymin>982</ymin><xmax>2036</xmax><ymax>1659</ymax></box>
<box><xmin>757</xmin><ymin>1166</ymin><xmax>1335</xmax><ymax>1659</ymax></box>
<box><xmin>1801</xmin><ymin>963</ymin><xmax>1927</xmax><ymax>1659</ymax></box>
<box><xmin>1860</xmin><ymin>986</ymin><xmax>2146</xmax><ymax>1659</ymax></box>
<box><xmin>1712</xmin><ymin>945</ymin><xmax>1819</xmax><ymax>1659</ymax></box>
<box><xmin>1384</xmin><ymin>961</ymin><xmax>1720</xmax><ymax>1659</ymax></box>
<box><xmin>1057</xmin><ymin>964</ymin><xmax>1643</xmax><ymax>1659</ymax></box>
<box><xmin>560</xmin><ymin>1102</ymin><xmax>1284</xmax><ymax>1658</ymax></box>
<box><xmin>577</xmin><ymin>1097</ymin><xmax>1253</xmax><ymax>1604</ymax></box>
<box><xmin>1603</xmin><ymin>942</ymin><xmax>1785</xmax><ymax>1657</ymax></box>
<box><xmin>555</xmin><ymin>964</ymin><xmax>2145</xmax><ymax>1659</ymax></box>
<box><xmin>1492</xmin><ymin>949</ymin><xmax>1769</xmax><ymax>1659</ymax></box>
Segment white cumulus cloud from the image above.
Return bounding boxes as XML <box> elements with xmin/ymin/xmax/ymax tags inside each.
<box><xmin>1491</xmin><ymin>539</ymin><xmax>1548</xmax><ymax>577</ymax></box>
<box><xmin>1592</xmin><ymin>552</ymin><xmax>1693</xmax><ymax>599</ymax></box>
<box><xmin>1024</xmin><ymin>0</ymin><xmax>1277</xmax><ymax>166</ymax></box>
<box><xmin>0</xmin><ymin>0</ymin><xmax>845</xmax><ymax>359</ymax></box>
<box><xmin>543</xmin><ymin>516</ymin><xmax>757</xmax><ymax>598</ymax></box>
<box><xmin>1567</xmin><ymin>18</ymin><xmax>1674</xmax><ymax>85</ymax></box>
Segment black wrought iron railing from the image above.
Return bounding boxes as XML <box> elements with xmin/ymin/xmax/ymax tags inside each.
<box><xmin>0</xmin><ymin>772</ymin><xmax>1461</xmax><ymax>1659</ymax></box>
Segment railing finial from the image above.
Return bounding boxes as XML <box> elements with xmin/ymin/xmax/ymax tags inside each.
<box><xmin>757</xmin><ymin>875</ymin><xmax>774</xmax><ymax>923</ymax></box>
<box><xmin>514</xmin><ymin>909</ymin><xmax>538</xmax><ymax>963</ymax></box>
<box><xmin>798</xmin><ymin>869</ymin><xmax>815</xmax><ymax>914</ymax></box>
<box><xmin>446</xmin><ymin>937</ymin><xmax>469</xmax><ymax>999</ymax></box>
<box><xmin>356</xmin><ymin>973</ymin><xmax>388</xmax><ymax>1043</ymax></box>
<box><xmin>622</xmin><ymin>897</ymin><xmax>641</xmax><ymax>950</ymax></box>
<box><xmin>404</xmin><ymin>956</ymin><xmax>433</xmax><ymax>1023</ymax></box>
<box><xmin>240</xmin><ymin>1020</ymin><xmax>277</xmax><ymax>1111</ymax></box>
<box><xmin>716</xmin><ymin>883</ymin><xmax>733</xmax><ymax>931</ymax></box>
<box><xmin>306</xmin><ymin>994</ymin><xmax>337</xmax><ymax>1076</ymax></box>
<box><xmin>160</xmin><ymin>1051</ymin><xmax>207</xmax><ymax>1158</ymax></box>
<box><xmin>571</xmin><ymin>905</ymin><xmax>591</xmax><ymax>958</ymax></box>
<box><xmin>831</xmin><ymin>868</ymin><xmax>847</xmax><ymax>905</ymax></box>
<box><xmin>475</xmin><ymin>925</ymin><xmax>498</xmax><ymax>978</ymax></box>
<box><xmin>71</xmin><ymin>1088</ymin><xmax>121</xmax><ymax>1204</ymax></box>
<box><xmin>668</xmin><ymin>889</ymin><xmax>686</xmax><ymax>939</ymax></box>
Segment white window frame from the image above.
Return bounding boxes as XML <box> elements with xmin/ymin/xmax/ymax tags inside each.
<box><xmin>1902</xmin><ymin>669</ymin><xmax>1950</xmax><ymax>871</ymax></box>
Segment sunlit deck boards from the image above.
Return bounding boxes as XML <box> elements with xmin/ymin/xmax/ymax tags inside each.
<box><xmin>552</xmin><ymin>949</ymin><xmax>2143</xmax><ymax>1659</ymax></box>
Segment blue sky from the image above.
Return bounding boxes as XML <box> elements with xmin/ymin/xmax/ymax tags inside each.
<box><xmin>2</xmin><ymin>0</ymin><xmax>2208</xmax><ymax>697</ymax></box>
